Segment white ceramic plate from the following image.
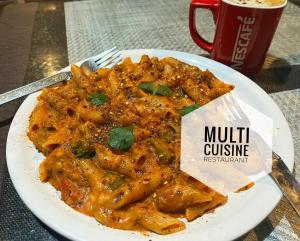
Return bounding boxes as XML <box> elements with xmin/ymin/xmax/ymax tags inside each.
<box><xmin>6</xmin><ymin>49</ymin><xmax>294</xmax><ymax>241</ymax></box>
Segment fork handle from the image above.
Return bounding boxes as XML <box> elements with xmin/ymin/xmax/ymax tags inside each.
<box><xmin>0</xmin><ymin>71</ymin><xmax>71</xmax><ymax>106</ymax></box>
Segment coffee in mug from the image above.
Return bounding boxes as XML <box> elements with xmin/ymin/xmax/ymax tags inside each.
<box><xmin>230</xmin><ymin>0</ymin><xmax>285</xmax><ymax>7</ymax></box>
<box><xmin>189</xmin><ymin>0</ymin><xmax>286</xmax><ymax>76</ymax></box>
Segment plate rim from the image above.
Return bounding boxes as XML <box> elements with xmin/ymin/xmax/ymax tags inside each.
<box><xmin>6</xmin><ymin>48</ymin><xmax>294</xmax><ymax>241</ymax></box>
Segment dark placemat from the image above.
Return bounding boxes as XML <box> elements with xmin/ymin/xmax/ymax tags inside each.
<box><xmin>0</xmin><ymin>1</ymin><xmax>68</xmax><ymax>240</ymax></box>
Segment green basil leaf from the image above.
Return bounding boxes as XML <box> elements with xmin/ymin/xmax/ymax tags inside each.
<box><xmin>138</xmin><ymin>82</ymin><xmax>173</xmax><ymax>97</ymax></box>
<box><xmin>154</xmin><ymin>85</ymin><xmax>173</xmax><ymax>97</ymax></box>
<box><xmin>178</xmin><ymin>104</ymin><xmax>201</xmax><ymax>116</ymax></box>
<box><xmin>88</xmin><ymin>92</ymin><xmax>109</xmax><ymax>106</ymax></box>
<box><xmin>107</xmin><ymin>126</ymin><xmax>134</xmax><ymax>151</ymax></box>
<box><xmin>137</xmin><ymin>82</ymin><xmax>155</xmax><ymax>93</ymax></box>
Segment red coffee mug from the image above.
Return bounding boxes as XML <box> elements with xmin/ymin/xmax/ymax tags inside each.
<box><xmin>189</xmin><ymin>0</ymin><xmax>286</xmax><ymax>76</ymax></box>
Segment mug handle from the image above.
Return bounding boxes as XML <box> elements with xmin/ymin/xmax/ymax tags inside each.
<box><xmin>189</xmin><ymin>0</ymin><xmax>220</xmax><ymax>53</ymax></box>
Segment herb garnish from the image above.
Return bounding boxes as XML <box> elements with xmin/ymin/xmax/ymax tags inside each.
<box><xmin>88</xmin><ymin>92</ymin><xmax>109</xmax><ymax>106</ymax></box>
<box><xmin>137</xmin><ymin>82</ymin><xmax>155</xmax><ymax>94</ymax></box>
<box><xmin>71</xmin><ymin>142</ymin><xmax>96</xmax><ymax>159</ymax></box>
<box><xmin>149</xmin><ymin>138</ymin><xmax>174</xmax><ymax>164</ymax></box>
<box><xmin>108</xmin><ymin>175</ymin><xmax>125</xmax><ymax>191</ymax></box>
<box><xmin>154</xmin><ymin>85</ymin><xmax>173</xmax><ymax>97</ymax></box>
<box><xmin>107</xmin><ymin>126</ymin><xmax>134</xmax><ymax>151</ymax></box>
<box><xmin>138</xmin><ymin>82</ymin><xmax>173</xmax><ymax>97</ymax></box>
<box><xmin>178</xmin><ymin>104</ymin><xmax>201</xmax><ymax>116</ymax></box>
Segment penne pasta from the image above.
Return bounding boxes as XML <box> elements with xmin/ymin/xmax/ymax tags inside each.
<box><xmin>95</xmin><ymin>144</ymin><xmax>137</xmax><ymax>178</ymax></box>
<box><xmin>185</xmin><ymin>193</ymin><xmax>228</xmax><ymax>221</ymax></box>
<box><xmin>155</xmin><ymin>183</ymin><xmax>212</xmax><ymax>213</ymax></box>
<box><xmin>28</xmin><ymin>55</ymin><xmax>243</xmax><ymax>235</ymax></box>
<box><xmin>104</xmin><ymin>168</ymin><xmax>162</xmax><ymax>209</ymax></box>
<box><xmin>135</xmin><ymin>203</ymin><xmax>186</xmax><ymax>235</ymax></box>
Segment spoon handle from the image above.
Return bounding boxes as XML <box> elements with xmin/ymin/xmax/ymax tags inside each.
<box><xmin>271</xmin><ymin>152</ymin><xmax>300</xmax><ymax>216</ymax></box>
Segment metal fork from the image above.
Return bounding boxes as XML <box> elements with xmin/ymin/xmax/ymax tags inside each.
<box><xmin>224</xmin><ymin>93</ymin><xmax>300</xmax><ymax>216</ymax></box>
<box><xmin>0</xmin><ymin>47</ymin><xmax>122</xmax><ymax>106</ymax></box>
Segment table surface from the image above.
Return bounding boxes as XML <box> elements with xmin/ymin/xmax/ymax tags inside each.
<box><xmin>0</xmin><ymin>0</ymin><xmax>299</xmax><ymax>240</ymax></box>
